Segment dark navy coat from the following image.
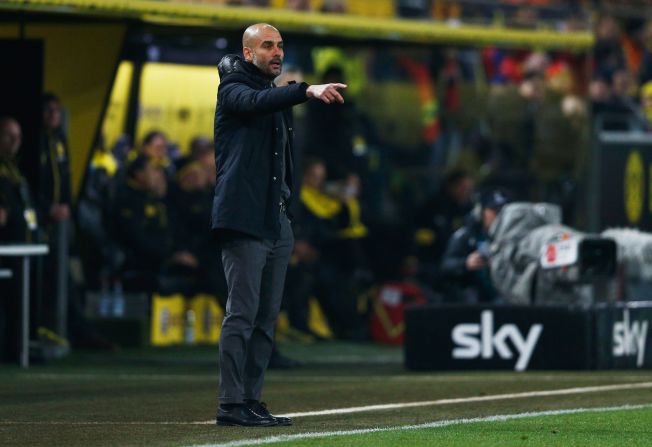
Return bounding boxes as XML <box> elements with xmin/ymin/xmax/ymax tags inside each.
<box><xmin>211</xmin><ymin>54</ymin><xmax>309</xmax><ymax>240</ymax></box>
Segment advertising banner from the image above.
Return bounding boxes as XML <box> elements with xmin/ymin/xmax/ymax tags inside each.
<box><xmin>405</xmin><ymin>305</ymin><xmax>592</xmax><ymax>371</ymax></box>
<box><xmin>593</xmin><ymin>134</ymin><xmax>652</xmax><ymax>231</ymax></box>
<box><xmin>594</xmin><ymin>302</ymin><xmax>652</xmax><ymax>369</ymax></box>
<box><xmin>405</xmin><ymin>302</ymin><xmax>652</xmax><ymax>371</ymax></box>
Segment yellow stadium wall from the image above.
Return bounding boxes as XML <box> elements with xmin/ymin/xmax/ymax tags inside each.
<box><xmin>136</xmin><ymin>62</ymin><xmax>219</xmax><ymax>154</ymax></box>
<box><xmin>102</xmin><ymin>61</ymin><xmax>134</xmax><ymax>152</ymax></box>
<box><xmin>0</xmin><ymin>23</ymin><xmax>126</xmax><ymax>199</ymax></box>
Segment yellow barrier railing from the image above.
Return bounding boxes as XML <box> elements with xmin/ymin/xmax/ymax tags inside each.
<box><xmin>0</xmin><ymin>0</ymin><xmax>594</xmax><ymax>50</ymax></box>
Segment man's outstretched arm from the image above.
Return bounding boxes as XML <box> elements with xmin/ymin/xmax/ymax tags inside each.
<box><xmin>219</xmin><ymin>82</ymin><xmax>347</xmax><ymax>115</ymax></box>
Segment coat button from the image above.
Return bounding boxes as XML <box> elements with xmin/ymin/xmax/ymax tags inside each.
<box><xmin>274</xmin><ymin>152</ymin><xmax>278</xmax><ymax>156</ymax></box>
<box><xmin>273</xmin><ymin>176</ymin><xmax>277</xmax><ymax>181</ymax></box>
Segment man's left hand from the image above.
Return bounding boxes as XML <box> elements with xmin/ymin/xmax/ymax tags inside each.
<box><xmin>306</xmin><ymin>83</ymin><xmax>347</xmax><ymax>104</ymax></box>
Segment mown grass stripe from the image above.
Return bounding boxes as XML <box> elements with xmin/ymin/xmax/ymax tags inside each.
<box><xmin>15</xmin><ymin>372</ymin><xmax>652</xmax><ymax>383</ymax></box>
<box><xmin>2</xmin><ymin>381</ymin><xmax>650</xmax><ymax>427</ymax></box>
<box><xmin>191</xmin><ymin>403</ymin><xmax>652</xmax><ymax>447</ymax></box>
<box><xmin>278</xmin><ymin>381</ymin><xmax>652</xmax><ymax>418</ymax></box>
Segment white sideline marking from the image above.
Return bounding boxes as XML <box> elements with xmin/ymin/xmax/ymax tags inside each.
<box><xmin>191</xmin><ymin>403</ymin><xmax>652</xmax><ymax>447</ymax></box>
<box><xmin>278</xmin><ymin>381</ymin><xmax>652</xmax><ymax>418</ymax></box>
<box><xmin>1</xmin><ymin>381</ymin><xmax>651</xmax><ymax>427</ymax></box>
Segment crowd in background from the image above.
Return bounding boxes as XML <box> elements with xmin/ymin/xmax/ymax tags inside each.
<box><xmin>591</xmin><ymin>14</ymin><xmax>652</xmax><ymax>131</ymax></box>
<box><xmin>200</xmin><ymin>0</ymin><xmax>608</xmax><ymax>30</ymax></box>
<box><xmin>1</xmin><ymin>94</ymin><xmax>103</xmax><ymax>362</ymax></box>
<box><xmin>4</xmin><ymin>4</ymin><xmax>652</xmax><ymax>358</ymax></box>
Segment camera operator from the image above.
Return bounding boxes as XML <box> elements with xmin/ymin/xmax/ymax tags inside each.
<box><xmin>439</xmin><ymin>190</ymin><xmax>509</xmax><ymax>304</ymax></box>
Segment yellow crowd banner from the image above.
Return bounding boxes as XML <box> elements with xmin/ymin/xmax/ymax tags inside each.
<box><xmin>189</xmin><ymin>294</ymin><xmax>224</xmax><ymax>345</ymax></box>
<box><xmin>150</xmin><ymin>293</ymin><xmax>224</xmax><ymax>346</ymax></box>
<box><xmin>150</xmin><ymin>293</ymin><xmax>185</xmax><ymax>346</ymax></box>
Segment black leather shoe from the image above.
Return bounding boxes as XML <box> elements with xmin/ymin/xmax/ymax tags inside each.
<box><xmin>246</xmin><ymin>400</ymin><xmax>292</xmax><ymax>426</ymax></box>
<box><xmin>216</xmin><ymin>404</ymin><xmax>278</xmax><ymax>427</ymax></box>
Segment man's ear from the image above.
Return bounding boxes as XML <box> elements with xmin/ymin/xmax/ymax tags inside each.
<box><xmin>243</xmin><ymin>47</ymin><xmax>253</xmax><ymax>62</ymax></box>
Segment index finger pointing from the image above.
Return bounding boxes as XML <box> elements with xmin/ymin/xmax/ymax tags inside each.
<box><xmin>332</xmin><ymin>83</ymin><xmax>348</xmax><ymax>90</ymax></box>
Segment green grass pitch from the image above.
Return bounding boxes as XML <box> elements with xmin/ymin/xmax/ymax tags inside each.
<box><xmin>1</xmin><ymin>341</ymin><xmax>651</xmax><ymax>446</ymax></box>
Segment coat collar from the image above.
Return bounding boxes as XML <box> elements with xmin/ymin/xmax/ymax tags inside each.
<box><xmin>218</xmin><ymin>54</ymin><xmax>273</xmax><ymax>88</ymax></box>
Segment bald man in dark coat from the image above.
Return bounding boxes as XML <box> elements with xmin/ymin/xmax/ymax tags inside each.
<box><xmin>213</xmin><ymin>23</ymin><xmax>347</xmax><ymax>427</ymax></box>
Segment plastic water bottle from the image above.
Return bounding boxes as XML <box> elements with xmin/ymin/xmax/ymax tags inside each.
<box><xmin>112</xmin><ymin>282</ymin><xmax>125</xmax><ymax>317</ymax></box>
<box><xmin>184</xmin><ymin>309</ymin><xmax>196</xmax><ymax>344</ymax></box>
<box><xmin>98</xmin><ymin>287</ymin><xmax>111</xmax><ymax>317</ymax></box>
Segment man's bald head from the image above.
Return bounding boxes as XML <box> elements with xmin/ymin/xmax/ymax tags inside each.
<box><xmin>242</xmin><ymin>23</ymin><xmax>284</xmax><ymax>80</ymax></box>
<box><xmin>242</xmin><ymin>23</ymin><xmax>279</xmax><ymax>48</ymax></box>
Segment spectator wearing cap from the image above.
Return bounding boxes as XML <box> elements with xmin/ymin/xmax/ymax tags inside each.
<box><xmin>439</xmin><ymin>189</ymin><xmax>509</xmax><ymax>304</ymax></box>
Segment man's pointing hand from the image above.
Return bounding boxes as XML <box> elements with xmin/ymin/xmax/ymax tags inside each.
<box><xmin>306</xmin><ymin>83</ymin><xmax>348</xmax><ymax>104</ymax></box>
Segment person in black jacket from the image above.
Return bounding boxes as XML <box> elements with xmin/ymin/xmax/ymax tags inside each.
<box><xmin>168</xmin><ymin>156</ymin><xmax>226</xmax><ymax>300</ymax></box>
<box><xmin>212</xmin><ymin>23</ymin><xmax>346</xmax><ymax>427</ymax></box>
<box><xmin>30</xmin><ymin>93</ymin><xmax>72</xmax><ymax>332</ymax></box>
<box><xmin>112</xmin><ymin>155</ymin><xmax>171</xmax><ymax>291</ymax></box>
<box><xmin>0</xmin><ymin>117</ymin><xmax>39</xmax><ymax>362</ymax></box>
<box><xmin>286</xmin><ymin>158</ymin><xmax>369</xmax><ymax>339</ymax></box>
<box><xmin>0</xmin><ymin>117</ymin><xmax>38</xmax><ymax>243</ymax></box>
<box><xmin>37</xmin><ymin>93</ymin><xmax>72</xmax><ymax>227</ymax></box>
<box><xmin>439</xmin><ymin>189</ymin><xmax>509</xmax><ymax>304</ymax></box>
<box><xmin>113</xmin><ymin>155</ymin><xmax>198</xmax><ymax>293</ymax></box>
<box><xmin>411</xmin><ymin>169</ymin><xmax>475</xmax><ymax>289</ymax></box>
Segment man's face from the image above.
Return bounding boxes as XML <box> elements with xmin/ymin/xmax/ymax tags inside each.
<box><xmin>0</xmin><ymin>121</ymin><xmax>22</xmax><ymax>158</ymax></box>
<box><xmin>43</xmin><ymin>100</ymin><xmax>62</xmax><ymax>132</ymax></box>
<box><xmin>589</xmin><ymin>80</ymin><xmax>609</xmax><ymax>102</ymax></box>
<box><xmin>612</xmin><ymin>70</ymin><xmax>631</xmax><ymax>97</ymax></box>
<box><xmin>303</xmin><ymin>163</ymin><xmax>326</xmax><ymax>189</ymax></box>
<box><xmin>244</xmin><ymin>27</ymin><xmax>284</xmax><ymax>79</ymax></box>
<box><xmin>140</xmin><ymin>162</ymin><xmax>167</xmax><ymax>197</ymax></box>
<box><xmin>451</xmin><ymin>177</ymin><xmax>475</xmax><ymax>205</ymax></box>
<box><xmin>143</xmin><ymin>135</ymin><xmax>167</xmax><ymax>161</ymax></box>
<box><xmin>179</xmin><ymin>164</ymin><xmax>208</xmax><ymax>192</ymax></box>
<box><xmin>198</xmin><ymin>152</ymin><xmax>216</xmax><ymax>183</ymax></box>
<box><xmin>482</xmin><ymin>208</ymin><xmax>498</xmax><ymax>231</ymax></box>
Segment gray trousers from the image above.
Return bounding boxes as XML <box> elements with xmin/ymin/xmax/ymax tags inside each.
<box><xmin>218</xmin><ymin>213</ymin><xmax>293</xmax><ymax>404</ymax></box>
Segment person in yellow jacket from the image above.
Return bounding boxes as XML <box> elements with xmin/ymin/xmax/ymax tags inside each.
<box><xmin>286</xmin><ymin>158</ymin><xmax>371</xmax><ymax>340</ymax></box>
